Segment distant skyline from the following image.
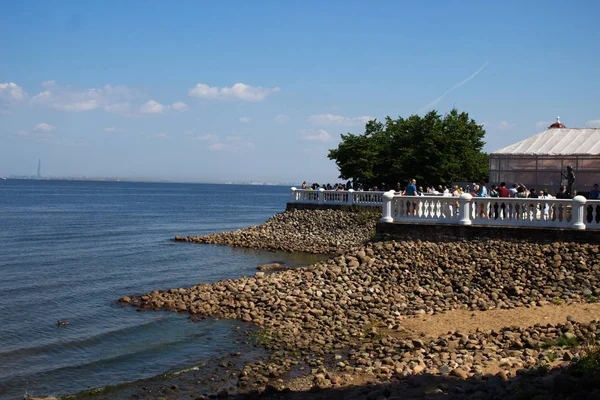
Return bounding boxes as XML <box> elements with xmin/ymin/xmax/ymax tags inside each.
<box><xmin>1</xmin><ymin>0</ymin><xmax>599</xmax><ymax>183</ymax></box>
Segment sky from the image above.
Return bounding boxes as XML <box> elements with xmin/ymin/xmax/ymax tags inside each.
<box><xmin>1</xmin><ymin>0</ymin><xmax>599</xmax><ymax>183</ymax></box>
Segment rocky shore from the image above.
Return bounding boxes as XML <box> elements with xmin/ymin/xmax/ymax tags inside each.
<box><xmin>121</xmin><ymin>237</ymin><xmax>600</xmax><ymax>399</ymax></box>
<box><xmin>174</xmin><ymin>209</ymin><xmax>380</xmax><ymax>254</ymax></box>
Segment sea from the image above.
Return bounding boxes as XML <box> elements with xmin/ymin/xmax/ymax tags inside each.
<box><xmin>0</xmin><ymin>180</ymin><xmax>324</xmax><ymax>399</ymax></box>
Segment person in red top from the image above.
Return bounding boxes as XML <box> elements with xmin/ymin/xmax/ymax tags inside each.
<box><xmin>497</xmin><ymin>182</ymin><xmax>510</xmax><ymax>197</ymax></box>
<box><xmin>497</xmin><ymin>182</ymin><xmax>511</xmax><ymax>219</ymax></box>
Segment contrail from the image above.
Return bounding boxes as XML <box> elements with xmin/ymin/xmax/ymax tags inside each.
<box><xmin>418</xmin><ymin>62</ymin><xmax>488</xmax><ymax>113</ymax></box>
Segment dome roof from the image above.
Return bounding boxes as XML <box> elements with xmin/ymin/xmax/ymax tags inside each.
<box><xmin>549</xmin><ymin>116</ymin><xmax>566</xmax><ymax>129</ymax></box>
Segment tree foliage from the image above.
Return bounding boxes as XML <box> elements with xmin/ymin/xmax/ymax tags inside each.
<box><xmin>328</xmin><ymin>109</ymin><xmax>489</xmax><ymax>188</ymax></box>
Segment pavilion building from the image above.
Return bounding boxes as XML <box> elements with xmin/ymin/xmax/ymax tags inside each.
<box><xmin>489</xmin><ymin>117</ymin><xmax>600</xmax><ymax>192</ymax></box>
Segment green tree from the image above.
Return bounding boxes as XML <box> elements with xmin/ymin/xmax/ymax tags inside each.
<box><xmin>328</xmin><ymin>109</ymin><xmax>489</xmax><ymax>188</ymax></box>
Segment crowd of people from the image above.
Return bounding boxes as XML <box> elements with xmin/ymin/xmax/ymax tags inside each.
<box><xmin>299</xmin><ymin>179</ymin><xmax>600</xmax><ymax>200</ymax></box>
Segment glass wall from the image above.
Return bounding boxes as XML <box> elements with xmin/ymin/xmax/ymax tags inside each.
<box><xmin>489</xmin><ymin>155</ymin><xmax>600</xmax><ymax>191</ymax></box>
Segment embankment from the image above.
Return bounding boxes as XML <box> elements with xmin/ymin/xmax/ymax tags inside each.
<box><xmin>174</xmin><ymin>209</ymin><xmax>380</xmax><ymax>254</ymax></box>
<box><xmin>124</xmin><ymin>238</ymin><xmax>600</xmax><ymax>398</ymax></box>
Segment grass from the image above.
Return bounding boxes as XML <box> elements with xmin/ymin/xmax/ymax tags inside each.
<box><xmin>362</xmin><ymin>321</ymin><xmax>385</xmax><ymax>340</ymax></box>
<box><xmin>575</xmin><ymin>345</ymin><xmax>600</xmax><ymax>373</ymax></box>
<box><xmin>552</xmin><ymin>297</ymin><xmax>564</xmax><ymax>305</ymax></box>
<box><xmin>542</xmin><ymin>335</ymin><xmax>579</xmax><ymax>349</ymax></box>
<box><xmin>251</xmin><ymin>328</ymin><xmax>279</xmax><ymax>346</ymax></box>
<box><xmin>586</xmin><ymin>295</ymin><xmax>598</xmax><ymax>303</ymax></box>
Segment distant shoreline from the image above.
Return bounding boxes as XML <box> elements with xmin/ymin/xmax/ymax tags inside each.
<box><xmin>0</xmin><ymin>177</ymin><xmax>293</xmax><ymax>186</ymax></box>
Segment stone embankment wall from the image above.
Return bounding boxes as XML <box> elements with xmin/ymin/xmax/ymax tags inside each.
<box><xmin>175</xmin><ymin>209</ymin><xmax>380</xmax><ymax>254</ymax></box>
<box><xmin>285</xmin><ymin>202</ymin><xmax>381</xmax><ymax>212</ymax></box>
<box><xmin>377</xmin><ymin>222</ymin><xmax>600</xmax><ymax>244</ymax></box>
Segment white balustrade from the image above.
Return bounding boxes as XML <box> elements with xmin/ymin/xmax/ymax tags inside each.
<box><xmin>291</xmin><ymin>187</ymin><xmax>599</xmax><ymax>231</ymax></box>
<box><xmin>381</xmin><ymin>194</ymin><xmax>595</xmax><ymax>230</ymax></box>
<box><xmin>290</xmin><ymin>188</ymin><xmax>385</xmax><ymax>206</ymax></box>
<box><xmin>587</xmin><ymin>200</ymin><xmax>600</xmax><ymax>230</ymax></box>
<box><xmin>389</xmin><ymin>195</ymin><xmax>460</xmax><ymax>224</ymax></box>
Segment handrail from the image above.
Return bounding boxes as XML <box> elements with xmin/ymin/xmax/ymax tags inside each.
<box><xmin>290</xmin><ymin>188</ymin><xmax>386</xmax><ymax>206</ymax></box>
<box><xmin>381</xmin><ymin>193</ymin><xmax>600</xmax><ymax>231</ymax></box>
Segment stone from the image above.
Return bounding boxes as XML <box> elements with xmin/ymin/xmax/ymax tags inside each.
<box><xmin>452</xmin><ymin>368</ymin><xmax>469</xmax><ymax>380</ymax></box>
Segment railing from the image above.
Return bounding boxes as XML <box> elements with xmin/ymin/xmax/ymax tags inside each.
<box><xmin>290</xmin><ymin>188</ymin><xmax>385</xmax><ymax>206</ymax></box>
<box><xmin>380</xmin><ymin>192</ymin><xmax>600</xmax><ymax>230</ymax></box>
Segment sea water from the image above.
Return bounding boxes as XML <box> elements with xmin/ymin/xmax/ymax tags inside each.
<box><xmin>0</xmin><ymin>180</ymin><xmax>322</xmax><ymax>399</ymax></box>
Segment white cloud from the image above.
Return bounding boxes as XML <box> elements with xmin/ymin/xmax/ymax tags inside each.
<box><xmin>188</xmin><ymin>82</ymin><xmax>280</xmax><ymax>102</ymax></box>
<box><xmin>32</xmin><ymin>83</ymin><xmax>140</xmax><ymax>113</ymax></box>
<box><xmin>139</xmin><ymin>100</ymin><xmax>188</xmax><ymax>114</ymax></box>
<box><xmin>152</xmin><ymin>133</ymin><xmax>170</xmax><ymax>139</ymax></box>
<box><xmin>34</xmin><ymin>122</ymin><xmax>55</xmax><ymax>132</ymax></box>
<box><xmin>17</xmin><ymin>129</ymin><xmax>55</xmax><ymax>142</ymax></box>
<box><xmin>105</xmin><ymin>103</ymin><xmax>130</xmax><ymax>114</ymax></box>
<box><xmin>194</xmin><ymin>134</ymin><xmax>217</xmax><ymax>141</ymax></box>
<box><xmin>171</xmin><ymin>101</ymin><xmax>189</xmax><ymax>112</ymax></box>
<box><xmin>239</xmin><ymin>116</ymin><xmax>250</xmax><ymax>123</ymax></box>
<box><xmin>209</xmin><ymin>143</ymin><xmax>226</xmax><ymax>151</ymax></box>
<box><xmin>0</xmin><ymin>82</ymin><xmax>28</xmax><ymax>101</ymax></box>
<box><xmin>497</xmin><ymin>121</ymin><xmax>515</xmax><ymax>130</ymax></box>
<box><xmin>41</xmin><ymin>80</ymin><xmax>56</xmax><ymax>88</ymax></box>
<box><xmin>483</xmin><ymin>121</ymin><xmax>515</xmax><ymax>131</ymax></box>
<box><xmin>104</xmin><ymin>127</ymin><xmax>117</xmax><ymax>132</ymax></box>
<box><xmin>300</xmin><ymin>129</ymin><xmax>332</xmax><ymax>142</ymax></box>
<box><xmin>208</xmin><ymin>138</ymin><xmax>255</xmax><ymax>151</ymax></box>
<box><xmin>274</xmin><ymin>114</ymin><xmax>289</xmax><ymax>124</ymax></box>
<box><xmin>63</xmin><ymin>99</ymin><xmax>98</xmax><ymax>112</ymax></box>
<box><xmin>586</xmin><ymin>119</ymin><xmax>600</xmax><ymax>128</ymax></box>
<box><xmin>308</xmin><ymin>114</ymin><xmax>373</xmax><ymax>127</ymax></box>
<box><xmin>140</xmin><ymin>100</ymin><xmax>165</xmax><ymax>114</ymax></box>
<box><xmin>536</xmin><ymin>120</ymin><xmax>553</xmax><ymax>131</ymax></box>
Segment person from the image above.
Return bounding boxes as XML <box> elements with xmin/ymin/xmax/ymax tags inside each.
<box><xmin>451</xmin><ymin>185</ymin><xmax>460</xmax><ymax>197</ymax></box>
<box><xmin>590</xmin><ymin>184</ymin><xmax>600</xmax><ymax>200</ymax></box>
<box><xmin>476</xmin><ymin>182</ymin><xmax>488</xmax><ymax>197</ymax></box>
<box><xmin>301</xmin><ymin>181</ymin><xmax>307</xmax><ymax>189</ymax></box>
<box><xmin>489</xmin><ymin>184</ymin><xmax>499</xmax><ymax>219</ymax></box>
<box><xmin>403</xmin><ymin>179</ymin><xmax>417</xmax><ymax>196</ymax></box>
<box><xmin>587</xmin><ymin>184</ymin><xmax>600</xmax><ymax>223</ymax></box>
<box><xmin>497</xmin><ymin>182</ymin><xmax>510</xmax><ymax>219</ymax></box>
<box><xmin>528</xmin><ymin>188</ymin><xmax>538</xmax><ymax>199</ymax></box>
<box><xmin>540</xmin><ymin>189</ymin><xmax>552</xmax><ymax>220</ymax></box>
<box><xmin>402</xmin><ymin>179</ymin><xmax>418</xmax><ymax>215</ymax></box>
<box><xmin>474</xmin><ymin>183</ymin><xmax>488</xmax><ymax>218</ymax></box>
<box><xmin>498</xmin><ymin>182</ymin><xmax>510</xmax><ymax>198</ymax></box>
<box><xmin>509</xmin><ymin>183</ymin><xmax>518</xmax><ymax>198</ymax></box>
<box><xmin>556</xmin><ymin>185</ymin><xmax>568</xmax><ymax>199</ymax></box>
<box><xmin>514</xmin><ymin>186</ymin><xmax>527</xmax><ymax>220</ymax></box>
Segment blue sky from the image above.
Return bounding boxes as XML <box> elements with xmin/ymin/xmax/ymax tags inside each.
<box><xmin>1</xmin><ymin>0</ymin><xmax>599</xmax><ymax>183</ymax></box>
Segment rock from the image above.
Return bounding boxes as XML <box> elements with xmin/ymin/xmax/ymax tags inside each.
<box><xmin>257</xmin><ymin>263</ymin><xmax>286</xmax><ymax>271</ymax></box>
<box><xmin>122</xmin><ymin>230</ymin><xmax>600</xmax><ymax>396</ymax></box>
<box><xmin>118</xmin><ymin>296</ymin><xmax>132</xmax><ymax>303</ymax></box>
<box><xmin>452</xmin><ymin>368</ymin><xmax>469</xmax><ymax>380</ymax></box>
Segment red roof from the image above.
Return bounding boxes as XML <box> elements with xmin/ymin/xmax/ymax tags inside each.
<box><xmin>548</xmin><ymin>117</ymin><xmax>566</xmax><ymax>129</ymax></box>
